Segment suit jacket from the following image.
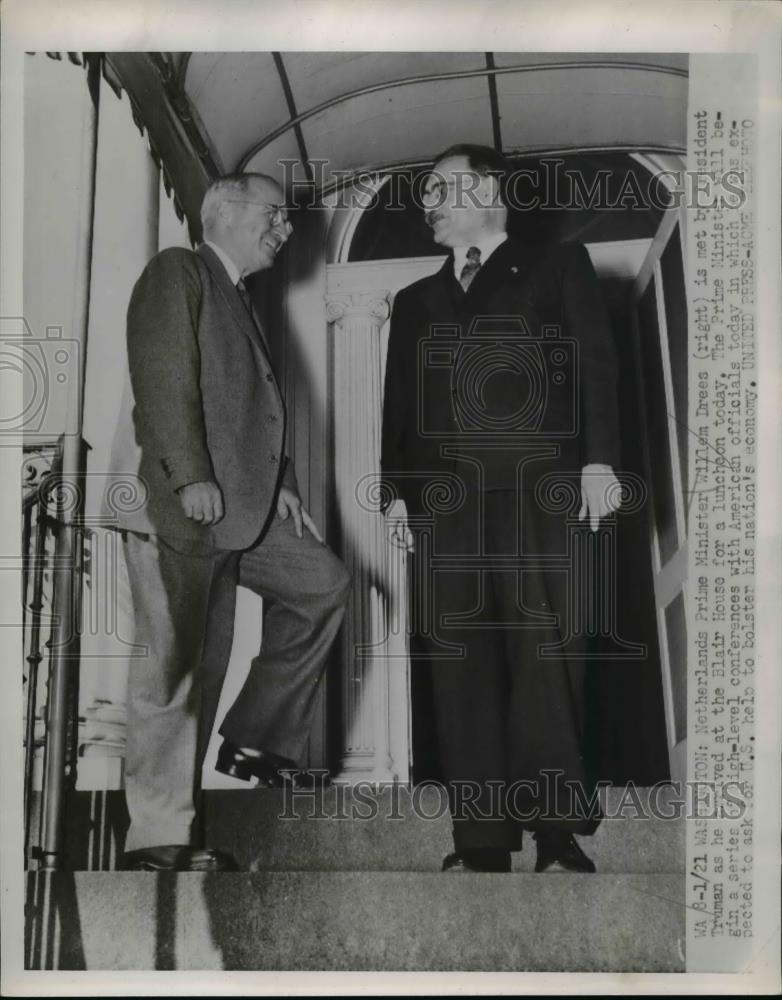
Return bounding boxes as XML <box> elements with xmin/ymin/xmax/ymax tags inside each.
<box><xmin>381</xmin><ymin>237</ymin><xmax>620</xmax><ymax>515</ymax></box>
<box><xmin>108</xmin><ymin>243</ymin><xmax>296</xmax><ymax>550</ymax></box>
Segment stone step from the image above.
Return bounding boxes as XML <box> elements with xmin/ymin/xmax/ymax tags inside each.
<box><xmin>55</xmin><ymin>786</ymin><xmax>685</xmax><ymax>873</ymax></box>
<box><xmin>202</xmin><ymin>785</ymin><xmax>685</xmax><ymax>875</ymax></box>
<box><xmin>35</xmin><ymin>870</ymin><xmax>685</xmax><ymax>972</ymax></box>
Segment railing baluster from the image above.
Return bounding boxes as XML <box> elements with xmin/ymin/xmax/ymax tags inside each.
<box><xmin>23</xmin><ymin>482</ymin><xmax>51</xmax><ymax>853</ymax></box>
<box><xmin>40</xmin><ymin>441</ymin><xmax>87</xmax><ymax>871</ymax></box>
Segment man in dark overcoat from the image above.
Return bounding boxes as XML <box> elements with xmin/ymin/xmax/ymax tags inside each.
<box><xmin>381</xmin><ymin>145</ymin><xmax>621</xmax><ymax>873</ymax></box>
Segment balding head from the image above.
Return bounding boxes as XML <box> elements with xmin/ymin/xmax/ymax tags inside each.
<box><xmin>200</xmin><ymin>172</ymin><xmax>292</xmax><ymax>276</ymax></box>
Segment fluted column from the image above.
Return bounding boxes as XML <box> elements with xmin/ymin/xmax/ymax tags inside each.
<box><xmin>326</xmin><ymin>291</ymin><xmax>410</xmax><ymax>782</ymax></box>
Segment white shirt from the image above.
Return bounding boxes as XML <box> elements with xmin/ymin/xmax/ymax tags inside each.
<box><xmin>452</xmin><ymin>232</ymin><xmax>508</xmax><ymax>281</ymax></box>
<box><xmin>203</xmin><ymin>239</ymin><xmax>242</xmax><ymax>286</ymax></box>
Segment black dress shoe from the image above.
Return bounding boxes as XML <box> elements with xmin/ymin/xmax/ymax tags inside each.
<box><xmin>121</xmin><ymin>845</ymin><xmax>239</xmax><ymax>872</ymax></box>
<box><xmin>442</xmin><ymin>848</ymin><xmax>512</xmax><ymax>873</ymax></box>
<box><xmin>215</xmin><ymin>739</ymin><xmax>298</xmax><ymax>787</ymax></box>
<box><xmin>533</xmin><ymin>830</ymin><xmax>596</xmax><ymax>873</ymax></box>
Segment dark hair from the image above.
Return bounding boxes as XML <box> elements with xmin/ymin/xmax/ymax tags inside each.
<box><xmin>432</xmin><ymin>143</ymin><xmax>512</xmax><ymax>208</ymax></box>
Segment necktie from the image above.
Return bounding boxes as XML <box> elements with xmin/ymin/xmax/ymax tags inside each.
<box><xmin>459</xmin><ymin>246</ymin><xmax>482</xmax><ymax>291</ymax></box>
<box><xmin>236</xmin><ymin>278</ymin><xmax>272</xmax><ymax>357</ymax></box>
<box><xmin>236</xmin><ymin>278</ymin><xmax>253</xmax><ymax>315</ymax></box>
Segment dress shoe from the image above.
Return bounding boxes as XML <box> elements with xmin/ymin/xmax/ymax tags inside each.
<box><xmin>442</xmin><ymin>848</ymin><xmax>512</xmax><ymax>873</ymax></box>
<box><xmin>215</xmin><ymin>739</ymin><xmax>299</xmax><ymax>787</ymax></box>
<box><xmin>533</xmin><ymin>830</ymin><xmax>596</xmax><ymax>873</ymax></box>
<box><xmin>215</xmin><ymin>738</ymin><xmax>332</xmax><ymax>788</ymax></box>
<box><xmin>121</xmin><ymin>845</ymin><xmax>239</xmax><ymax>872</ymax></box>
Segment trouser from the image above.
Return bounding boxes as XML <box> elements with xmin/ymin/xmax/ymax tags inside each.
<box><xmin>122</xmin><ymin>513</ymin><xmax>350</xmax><ymax>852</ymax></box>
<box><xmin>411</xmin><ymin>489</ymin><xmax>599</xmax><ymax>852</ymax></box>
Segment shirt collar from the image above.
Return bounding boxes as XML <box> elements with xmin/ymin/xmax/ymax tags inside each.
<box><xmin>203</xmin><ymin>240</ymin><xmax>242</xmax><ymax>286</ymax></box>
<box><xmin>452</xmin><ymin>232</ymin><xmax>508</xmax><ymax>279</ymax></box>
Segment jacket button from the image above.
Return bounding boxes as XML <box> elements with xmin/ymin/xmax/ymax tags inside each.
<box><xmin>265</xmin><ymin>372</ymin><xmax>275</xmax><ymax>382</ymax></box>
<box><xmin>268</xmin><ymin>414</ymin><xmax>278</xmax><ymax>423</ymax></box>
<box><xmin>269</xmin><ymin>454</ymin><xmax>278</xmax><ymax>464</ymax></box>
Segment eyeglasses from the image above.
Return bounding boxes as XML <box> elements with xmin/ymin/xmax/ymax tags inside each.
<box><xmin>423</xmin><ymin>178</ymin><xmax>501</xmax><ymax>208</ymax></box>
<box><xmin>224</xmin><ymin>200</ymin><xmax>290</xmax><ymax>226</ymax></box>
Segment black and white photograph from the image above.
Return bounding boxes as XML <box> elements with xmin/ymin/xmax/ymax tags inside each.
<box><xmin>1</xmin><ymin>0</ymin><xmax>780</xmax><ymax>993</ymax></box>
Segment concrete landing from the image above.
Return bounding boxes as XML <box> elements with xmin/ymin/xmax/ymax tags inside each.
<box><xmin>37</xmin><ymin>871</ymin><xmax>685</xmax><ymax>972</ymax></box>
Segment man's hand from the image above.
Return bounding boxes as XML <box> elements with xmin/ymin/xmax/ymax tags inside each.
<box><xmin>579</xmin><ymin>463</ymin><xmax>621</xmax><ymax>532</ymax></box>
<box><xmin>177</xmin><ymin>480</ymin><xmax>224</xmax><ymax>525</ymax></box>
<box><xmin>385</xmin><ymin>498</ymin><xmax>414</xmax><ymax>552</ymax></box>
<box><xmin>277</xmin><ymin>486</ymin><xmax>324</xmax><ymax>542</ymax></box>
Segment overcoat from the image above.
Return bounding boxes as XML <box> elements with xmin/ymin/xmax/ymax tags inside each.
<box><xmin>381</xmin><ymin>235</ymin><xmax>621</xmax><ymax>577</ymax></box>
<box><xmin>380</xmin><ymin>237</ymin><xmax>622</xmax><ymax>821</ymax></box>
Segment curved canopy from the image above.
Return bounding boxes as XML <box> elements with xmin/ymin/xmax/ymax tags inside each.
<box><xmin>185</xmin><ymin>51</ymin><xmax>688</xmax><ymax>183</ymax></box>
<box><xmin>103</xmin><ymin>50</ymin><xmax>688</xmax><ymax>239</ymax></box>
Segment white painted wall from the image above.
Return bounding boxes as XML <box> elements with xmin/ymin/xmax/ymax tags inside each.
<box><xmin>23</xmin><ymin>56</ymin><xmax>90</xmax><ymax>439</ymax></box>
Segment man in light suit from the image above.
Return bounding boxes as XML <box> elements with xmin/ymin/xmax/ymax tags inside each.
<box><xmin>115</xmin><ymin>173</ymin><xmax>350</xmax><ymax>871</ymax></box>
<box><xmin>381</xmin><ymin>145</ymin><xmax>621</xmax><ymax>874</ymax></box>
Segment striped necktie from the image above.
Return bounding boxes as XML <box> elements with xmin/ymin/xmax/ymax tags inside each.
<box><xmin>459</xmin><ymin>246</ymin><xmax>482</xmax><ymax>291</ymax></box>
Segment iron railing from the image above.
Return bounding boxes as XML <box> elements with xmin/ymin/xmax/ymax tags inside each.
<box><xmin>22</xmin><ymin>438</ymin><xmax>86</xmax><ymax>871</ymax></box>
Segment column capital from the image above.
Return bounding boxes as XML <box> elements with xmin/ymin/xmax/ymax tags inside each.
<box><xmin>325</xmin><ymin>290</ymin><xmax>391</xmax><ymax>326</ymax></box>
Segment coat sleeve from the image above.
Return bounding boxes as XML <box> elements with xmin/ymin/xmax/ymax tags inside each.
<box><xmin>380</xmin><ymin>286</ymin><xmax>415</xmax><ymax>511</ymax></box>
<box><xmin>561</xmin><ymin>243</ymin><xmax>621</xmax><ymax>469</ymax></box>
<box><xmin>127</xmin><ymin>248</ymin><xmax>215</xmax><ymax>493</ymax></box>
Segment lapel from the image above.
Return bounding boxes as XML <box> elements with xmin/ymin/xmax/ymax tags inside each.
<box><xmin>196</xmin><ymin>243</ymin><xmax>272</xmax><ymax>358</ymax></box>
<box><xmin>461</xmin><ymin>237</ymin><xmax>539</xmax><ymax>310</ymax></box>
<box><xmin>418</xmin><ymin>239</ymin><xmax>541</xmax><ymax>326</ymax></box>
<box><xmin>418</xmin><ymin>256</ymin><xmax>462</xmax><ymax>323</ymax></box>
